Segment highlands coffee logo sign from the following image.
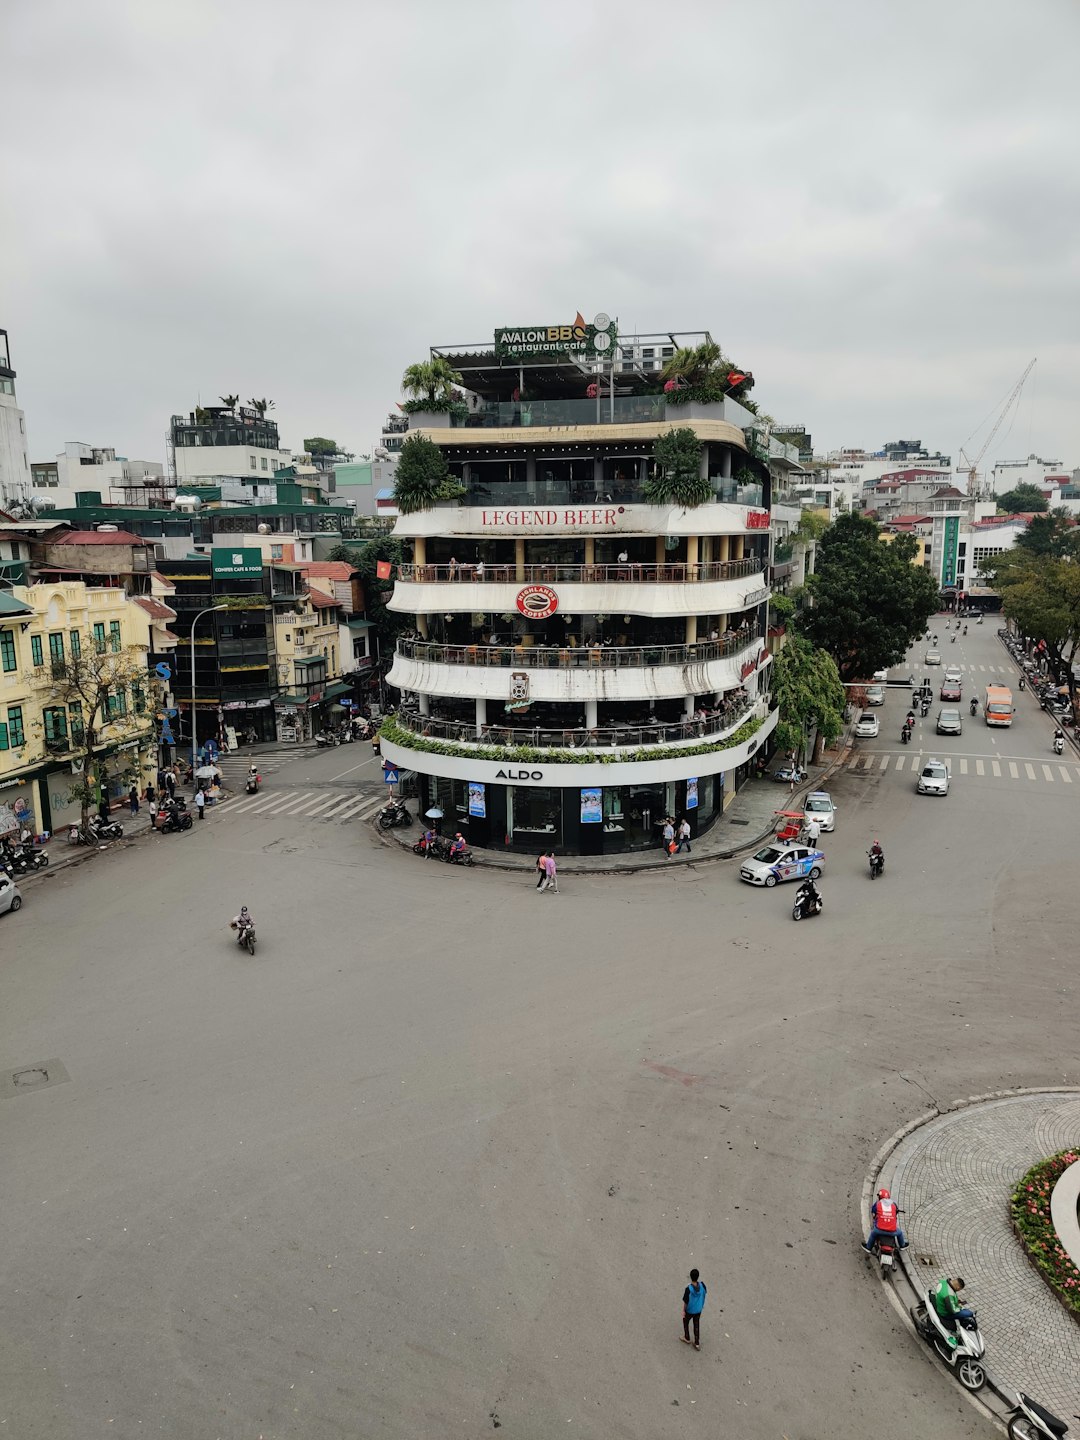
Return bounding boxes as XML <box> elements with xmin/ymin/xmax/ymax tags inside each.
<box><xmin>516</xmin><ymin>585</ymin><xmax>559</xmax><ymax>619</ymax></box>
<box><xmin>495</xmin><ymin>311</ymin><xmax>616</xmax><ymax>359</ymax></box>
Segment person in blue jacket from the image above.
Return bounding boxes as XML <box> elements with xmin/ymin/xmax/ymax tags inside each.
<box><xmin>681</xmin><ymin>1268</ymin><xmax>707</xmax><ymax>1350</ymax></box>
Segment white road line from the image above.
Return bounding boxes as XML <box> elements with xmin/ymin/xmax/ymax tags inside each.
<box><xmin>1009</xmin><ymin>762</ymin><xmax>1019</xmax><ymax>779</ymax></box>
<box><xmin>1042</xmin><ymin>765</ymin><xmax>1054</xmax><ymax>782</ymax></box>
<box><xmin>992</xmin><ymin>761</ymin><xmax>1002</xmax><ymax>777</ymax></box>
<box><xmin>959</xmin><ymin>758</ymin><xmax>969</xmax><ymax>775</ymax></box>
<box><xmin>329</xmin><ymin>757</ymin><xmax>381</xmax><ymax>781</ymax></box>
<box><xmin>894</xmin><ymin>755</ymin><xmax>905</xmax><ymax>772</ymax></box>
<box><xmin>976</xmin><ymin>760</ymin><xmax>985</xmax><ymax>776</ymax></box>
<box><xmin>223</xmin><ymin>797</ymin><xmax>264</xmax><ymax>814</ymax></box>
<box><xmin>284</xmin><ymin>795</ymin><xmax>336</xmax><ymax>814</ymax></box>
<box><xmin>1060</xmin><ymin>768</ymin><xmax>1073</xmax><ymax>783</ymax></box>
<box><xmin>251</xmin><ymin>792</ymin><xmax>315</xmax><ymax>814</ymax></box>
<box><xmin>319</xmin><ymin>797</ymin><xmax>361</xmax><ymax>819</ymax></box>
<box><xmin>269</xmin><ymin>793</ymin><xmax>325</xmax><ymax>814</ymax></box>
<box><xmin>330</xmin><ymin>798</ymin><xmax>373</xmax><ymax>821</ymax></box>
<box><xmin>879</xmin><ymin>756</ymin><xmax>890</xmax><ymax>772</ymax></box>
<box><xmin>1024</xmin><ymin>763</ymin><xmax>1036</xmax><ymax>780</ymax></box>
<box><xmin>305</xmin><ymin>796</ymin><xmax>350</xmax><ymax>815</ymax></box>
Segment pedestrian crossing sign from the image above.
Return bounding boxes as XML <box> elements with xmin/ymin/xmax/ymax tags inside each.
<box><xmin>383</xmin><ymin>767</ymin><xmax>399</xmax><ymax>785</ymax></box>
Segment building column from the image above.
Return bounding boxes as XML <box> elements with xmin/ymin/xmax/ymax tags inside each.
<box><xmin>684</xmin><ymin>695</ymin><xmax>695</xmax><ymax>719</ymax></box>
<box><xmin>686</xmin><ymin>534</ymin><xmax>699</xmax><ymax>580</ymax></box>
<box><xmin>685</xmin><ymin>613</ymin><xmax>698</xmax><ymax>645</ymax></box>
<box><xmin>584</xmin><ymin>537</ymin><xmax>595</xmax><ymax>566</ymax></box>
<box><xmin>655</xmin><ymin>535</ymin><xmax>666</xmax><ymax>564</ymax></box>
<box><xmin>417</xmin><ymin>614</ymin><xmax>429</xmax><ymax>638</ymax></box>
<box><xmin>414</xmin><ymin>537</ymin><xmax>426</xmax><ymax>566</ymax></box>
<box><xmin>717</xmin><ymin>534</ymin><xmax>730</xmax><ymax>563</ymax></box>
<box><xmin>419</xmin><ymin>693</ymin><xmax>430</xmax><ymax>716</ymax></box>
<box><xmin>515</xmin><ymin>537</ymin><xmax>525</xmax><ymax>582</ymax></box>
<box><xmin>732</xmin><ymin>534</ymin><xmax>744</xmax><ymax>562</ymax></box>
<box><xmin>722</xmin><ymin>447</ymin><xmax>733</xmax><ymax>479</ymax></box>
<box><xmin>585</xmin><ymin>699</ymin><xmax>597</xmax><ymax>729</ymax></box>
<box><xmin>475</xmin><ymin>697</ymin><xmax>487</xmax><ymax>735</ymax></box>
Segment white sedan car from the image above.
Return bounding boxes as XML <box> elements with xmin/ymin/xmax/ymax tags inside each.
<box><xmin>917</xmin><ymin>758</ymin><xmax>950</xmax><ymax>795</ymax></box>
<box><xmin>740</xmin><ymin>843</ymin><xmax>825</xmax><ymax>888</ymax></box>
<box><xmin>803</xmin><ymin>791</ymin><xmax>837</xmax><ymax>832</ymax></box>
<box><xmin>855</xmin><ymin>712</ymin><xmax>880</xmax><ymax>738</ymax></box>
<box><xmin>925</xmin><ymin>650</ymin><xmax>942</xmax><ymax>666</ymax></box>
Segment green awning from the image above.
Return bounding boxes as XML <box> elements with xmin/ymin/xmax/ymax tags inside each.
<box><xmin>346</xmin><ymin>617</ymin><xmax>375</xmax><ymax>631</ymax></box>
<box><xmin>292</xmin><ymin>655</ymin><xmax>326</xmax><ymax>667</ymax></box>
<box><xmin>322</xmin><ymin>681</ymin><xmax>354</xmax><ymax>700</ymax></box>
<box><xmin>0</xmin><ymin>592</ymin><xmax>34</xmax><ymax>616</ymax></box>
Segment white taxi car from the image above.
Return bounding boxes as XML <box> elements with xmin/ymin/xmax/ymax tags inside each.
<box><xmin>740</xmin><ymin>843</ymin><xmax>825</xmax><ymax>888</ymax></box>
<box><xmin>917</xmin><ymin>758</ymin><xmax>950</xmax><ymax>796</ymax></box>
<box><xmin>855</xmin><ymin>712</ymin><xmax>880</xmax><ymax>738</ymax></box>
<box><xmin>803</xmin><ymin>791</ymin><xmax>837</xmax><ymax>832</ymax></box>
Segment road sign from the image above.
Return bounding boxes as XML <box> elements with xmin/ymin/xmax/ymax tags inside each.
<box><xmin>383</xmin><ymin>767</ymin><xmax>399</xmax><ymax>785</ymax></box>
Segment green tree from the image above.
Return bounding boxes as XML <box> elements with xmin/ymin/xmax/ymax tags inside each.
<box><xmin>982</xmin><ymin>548</ymin><xmax>1080</xmax><ymax>698</ymax></box>
<box><xmin>328</xmin><ymin>538</ymin><xmax>409</xmax><ymax>656</ymax></box>
<box><xmin>998</xmin><ymin>482</ymin><xmax>1049</xmax><ymax>514</ymax></box>
<box><xmin>1015</xmin><ymin>509</ymin><xmax>1078</xmax><ymax>559</ymax></box>
<box><xmin>304</xmin><ymin>436</ymin><xmax>340</xmax><ymax>457</ymax></box>
<box><xmin>644</xmin><ymin>427</ymin><xmax>710</xmax><ymax>507</ymax></box>
<box><xmin>797</xmin><ymin>514</ymin><xmax>939</xmax><ymax>681</ymax></box>
<box><xmin>770</xmin><ymin>633</ymin><xmax>846</xmax><ymax>762</ymax></box>
<box><xmin>400</xmin><ymin>358</ymin><xmax>463</xmax><ymax>407</ymax></box>
<box><xmin>44</xmin><ymin>633</ymin><xmax>154</xmax><ymax>829</ymax></box>
<box><xmin>391</xmin><ymin>434</ymin><xmax>458</xmax><ymax>514</ymax></box>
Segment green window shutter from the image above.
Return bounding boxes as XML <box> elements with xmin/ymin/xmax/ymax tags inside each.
<box><xmin>70</xmin><ymin>629</ymin><xmax>82</xmax><ymax>658</ymax></box>
<box><xmin>30</xmin><ymin>635</ymin><xmax>43</xmax><ymax>666</ymax></box>
<box><xmin>0</xmin><ymin>631</ymin><xmax>15</xmax><ymax>673</ymax></box>
<box><xmin>0</xmin><ymin>722</ymin><xmax>7</xmax><ymax>750</ymax></box>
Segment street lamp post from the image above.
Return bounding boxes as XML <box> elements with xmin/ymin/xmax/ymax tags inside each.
<box><xmin>190</xmin><ymin>604</ymin><xmax>229</xmax><ymax>780</ymax></box>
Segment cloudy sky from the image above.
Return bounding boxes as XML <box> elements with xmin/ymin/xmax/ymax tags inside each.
<box><xmin>5</xmin><ymin>0</ymin><xmax>1079</xmax><ymax>474</ymax></box>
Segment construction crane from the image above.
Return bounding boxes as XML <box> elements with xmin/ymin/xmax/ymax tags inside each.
<box><xmin>958</xmin><ymin>358</ymin><xmax>1037</xmax><ymax>498</ymax></box>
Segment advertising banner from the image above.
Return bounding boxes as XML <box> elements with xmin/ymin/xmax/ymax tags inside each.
<box><xmin>211</xmin><ymin>547</ymin><xmax>263</xmax><ymax>580</ymax></box>
<box><xmin>686</xmin><ymin>777</ymin><xmax>699</xmax><ymax>810</ymax></box>
<box><xmin>942</xmin><ymin>516</ymin><xmax>960</xmax><ymax>588</ymax></box>
<box><xmin>580</xmin><ymin>787</ymin><xmax>602</xmax><ymax>824</ymax></box>
<box><xmin>468</xmin><ymin>782</ymin><xmax>486</xmax><ymax>818</ymax></box>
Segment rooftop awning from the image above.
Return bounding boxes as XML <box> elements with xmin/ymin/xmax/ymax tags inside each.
<box><xmin>322</xmin><ymin>681</ymin><xmax>354</xmax><ymax>701</ymax></box>
<box><xmin>346</xmin><ymin>617</ymin><xmax>375</xmax><ymax>630</ymax></box>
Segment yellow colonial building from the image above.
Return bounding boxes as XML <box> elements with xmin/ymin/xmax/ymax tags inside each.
<box><xmin>272</xmin><ymin>585</ymin><xmax>344</xmax><ymax>740</ymax></box>
<box><xmin>0</xmin><ymin>582</ymin><xmax>156</xmax><ymax>836</ymax></box>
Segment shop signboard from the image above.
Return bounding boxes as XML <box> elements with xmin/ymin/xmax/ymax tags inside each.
<box><xmin>211</xmin><ymin>547</ymin><xmax>263</xmax><ymax>580</ymax></box>
<box><xmin>468</xmin><ymin>782</ymin><xmax>486</xmax><ymax>818</ymax></box>
<box><xmin>686</xmin><ymin>777</ymin><xmax>699</xmax><ymax>809</ymax></box>
<box><xmin>942</xmin><ymin>516</ymin><xmax>960</xmax><ymax>588</ymax></box>
<box><xmin>494</xmin><ymin>313</ymin><xmax>616</xmax><ymax>359</ymax></box>
<box><xmin>516</xmin><ymin>585</ymin><xmax>559</xmax><ymax>619</ymax></box>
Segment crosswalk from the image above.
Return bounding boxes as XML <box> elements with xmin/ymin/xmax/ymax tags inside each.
<box><xmin>216</xmin><ymin>744</ymin><xmax>315</xmax><ymax>783</ymax></box>
<box><xmin>214</xmin><ymin>787</ymin><xmax>385</xmax><ymax>826</ymax></box>
<box><xmin>841</xmin><ymin>751</ymin><xmax>1079</xmax><ymax>786</ymax></box>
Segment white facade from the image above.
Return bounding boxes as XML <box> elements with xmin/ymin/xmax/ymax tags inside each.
<box><xmin>0</xmin><ymin>330</ymin><xmax>30</xmax><ymax>510</ymax></box>
<box><xmin>989</xmin><ymin>454</ymin><xmax>1073</xmax><ymax>495</ymax></box>
<box><xmin>174</xmin><ymin>443</ymin><xmax>291</xmax><ymax>483</ymax></box>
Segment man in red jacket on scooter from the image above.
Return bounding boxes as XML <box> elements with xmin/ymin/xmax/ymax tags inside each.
<box><xmin>863</xmin><ymin>1188</ymin><xmax>908</xmax><ymax>1252</ymax></box>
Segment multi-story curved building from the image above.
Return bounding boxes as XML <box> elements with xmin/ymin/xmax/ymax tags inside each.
<box><xmin>381</xmin><ymin>325</ymin><xmax>794</xmax><ymax>856</ymax></box>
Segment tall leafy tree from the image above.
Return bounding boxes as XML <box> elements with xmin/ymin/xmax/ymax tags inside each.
<box><xmin>400</xmin><ymin>358</ymin><xmax>463</xmax><ymax>406</ymax></box>
<box><xmin>391</xmin><ymin>434</ymin><xmax>462</xmax><ymax>513</ymax></box>
<box><xmin>770</xmin><ymin>634</ymin><xmax>846</xmax><ymax>762</ymax></box>
<box><xmin>1015</xmin><ymin>509</ymin><xmax>1078</xmax><ymax>559</ymax></box>
<box><xmin>997</xmin><ymin>482</ymin><xmax>1049</xmax><ymax>514</ymax></box>
<box><xmin>797</xmin><ymin>514</ymin><xmax>939</xmax><ymax>681</ymax></box>
<box><xmin>982</xmin><ymin>548</ymin><xmax>1080</xmax><ymax>698</ymax></box>
<box><xmin>644</xmin><ymin>428</ymin><xmax>710</xmax><ymax>507</ymax></box>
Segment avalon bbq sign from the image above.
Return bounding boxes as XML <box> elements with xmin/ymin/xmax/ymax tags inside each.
<box><xmin>494</xmin><ymin>311</ymin><xmax>617</xmax><ymax>359</ymax></box>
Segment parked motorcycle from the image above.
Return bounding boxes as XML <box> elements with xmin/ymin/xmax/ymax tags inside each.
<box><xmin>1006</xmin><ymin>1391</ymin><xmax>1071</xmax><ymax>1440</ymax></box>
<box><xmin>314</xmin><ymin>731</ymin><xmax>339</xmax><ymax>748</ymax></box>
<box><xmin>1</xmin><ymin>844</ymin><xmax>48</xmax><ymax>874</ymax></box>
<box><xmin>70</xmin><ymin>815</ymin><xmax>124</xmax><ymax>844</ymax></box>
<box><xmin>160</xmin><ymin>809</ymin><xmax>193</xmax><ymax>833</ymax></box>
<box><xmin>772</xmin><ymin>764</ymin><xmax>808</xmax><ymax>784</ymax></box>
<box><xmin>791</xmin><ymin>881</ymin><xmax>822</xmax><ymax>921</ymax></box>
<box><xmin>377</xmin><ymin>799</ymin><xmax>413</xmax><ymax>830</ymax></box>
<box><xmin>911</xmin><ymin>1292</ymin><xmax>986</xmax><ymax>1392</ymax></box>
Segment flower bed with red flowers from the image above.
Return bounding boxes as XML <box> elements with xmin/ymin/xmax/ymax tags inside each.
<box><xmin>1010</xmin><ymin>1148</ymin><xmax>1080</xmax><ymax>1316</ymax></box>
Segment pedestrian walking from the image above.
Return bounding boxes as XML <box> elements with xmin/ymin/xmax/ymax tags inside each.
<box><xmin>165</xmin><ymin>769</ymin><xmax>176</xmax><ymax>799</ymax></box>
<box><xmin>681</xmin><ymin>1268</ymin><xmax>707</xmax><ymax>1350</ymax></box>
<box><xmin>535</xmin><ymin>853</ymin><xmax>547</xmax><ymax>891</ymax></box>
<box><xmin>661</xmin><ymin>817</ymin><xmax>675</xmax><ymax>856</ymax></box>
<box><xmin>676</xmin><ymin>817</ymin><xmax>692</xmax><ymax>854</ymax></box>
<box><xmin>146</xmin><ymin>781</ymin><xmax>156</xmax><ymax>810</ymax></box>
<box><xmin>129</xmin><ymin>784</ymin><xmax>140</xmax><ymax>817</ymax></box>
<box><xmin>194</xmin><ymin>788</ymin><xmax>206</xmax><ymax>821</ymax></box>
<box><xmin>539</xmin><ymin>852</ymin><xmax>558</xmax><ymax>893</ymax></box>
<box><xmin>98</xmin><ymin>792</ymin><xmax>111</xmax><ymax>823</ymax></box>
<box><xmin>805</xmin><ymin>815</ymin><xmax>821</xmax><ymax>846</ymax></box>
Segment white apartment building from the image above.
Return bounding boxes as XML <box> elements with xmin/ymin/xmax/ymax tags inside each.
<box><xmin>988</xmin><ymin>454</ymin><xmax>1074</xmax><ymax>496</ymax></box>
<box><xmin>0</xmin><ymin>329</ymin><xmax>30</xmax><ymax>510</ymax></box>
<box><xmin>30</xmin><ymin>441</ymin><xmax>165</xmax><ymax>510</ymax></box>
<box><xmin>819</xmin><ymin>441</ymin><xmax>952</xmax><ymax>513</ymax></box>
<box><xmin>169</xmin><ymin>404</ymin><xmax>291</xmax><ymax>483</ymax></box>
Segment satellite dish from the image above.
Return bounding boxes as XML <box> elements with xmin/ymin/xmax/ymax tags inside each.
<box><xmin>593</xmin><ymin>312</ymin><xmax>611</xmax><ymax>330</ymax></box>
<box><xmin>257</xmin><ymin>523</ymin><xmax>270</xmax><ymax>534</ymax></box>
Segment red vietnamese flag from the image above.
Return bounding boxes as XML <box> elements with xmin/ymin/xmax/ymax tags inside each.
<box><xmin>376</xmin><ymin>560</ymin><xmax>392</xmax><ymax>579</ymax></box>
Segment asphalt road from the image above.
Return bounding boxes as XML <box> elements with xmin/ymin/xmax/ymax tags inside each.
<box><xmin>1</xmin><ymin>621</ymin><xmax>1075</xmax><ymax>1440</ymax></box>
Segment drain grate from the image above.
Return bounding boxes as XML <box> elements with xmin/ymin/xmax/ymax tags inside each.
<box><xmin>1</xmin><ymin>1058</ymin><xmax>70</xmax><ymax>1099</ymax></box>
<box><xmin>729</xmin><ymin>819</ymin><xmax>751</xmax><ymax>826</ymax></box>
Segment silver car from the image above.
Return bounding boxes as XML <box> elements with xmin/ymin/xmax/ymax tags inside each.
<box><xmin>936</xmin><ymin>708</ymin><xmax>963</xmax><ymax>735</ymax></box>
<box><xmin>925</xmin><ymin>651</ymin><xmax>942</xmax><ymax>666</ymax></box>
<box><xmin>0</xmin><ymin>874</ymin><xmax>23</xmax><ymax>915</ymax></box>
<box><xmin>803</xmin><ymin>791</ymin><xmax>837</xmax><ymax>832</ymax></box>
<box><xmin>917</xmin><ymin>758</ymin><xmax>950</xmax><ymax>795</ymax></box>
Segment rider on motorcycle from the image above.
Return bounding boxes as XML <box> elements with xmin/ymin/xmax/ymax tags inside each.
<box><xmin>970</xmin><ymin>696</ymin><xmax>978</xmax><ymax>716</ymax></box>
<box><xmin>933</xmin><ymin>1276</ymin><xmax>973</xmax><ymax>1331</ymax></box>
<box><xmin>449</xmin><ymin>832</ymin><xmax>468</xmax><ymax>856</ymax></box>
<box><xmin>1054</xmin><ymin>728</ymin><xmax>1065</xmax><ymax>753</ymax></box>
<box><xmin>868</xmin><ymin>840</ymin><xmax>884</xmax><ymax>874</ymax></box>
<box><xmin>863</xmin><ymin>1187</ymin><xmax>907</xmax><ymax>1252</ymax></box>
<box><xmin>230</xmin><ymin>905</ymin><xmax>254</xmax><ymax>936</ymax></box>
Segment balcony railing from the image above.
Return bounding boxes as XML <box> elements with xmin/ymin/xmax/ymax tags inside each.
<box><xmin>458</xmin><ymin>477</ymin><xmax>765</xmax><ymax>508</ymax></box>
<box><xmin>395</xmin><ymin>626</ymin><xmax>761</xmax><ymax>671</ymax></box>
<box><xmin>395</xmin><ymin>696</ymin><xmax>756</xmax><ymax>752</ymax></box>
<box><xmin>451</xmin><ymin>396</ymin><xmax>668</xmax><ymax>428</ymax></box>
<box><xmin>397</xmin><ymin>557</ymin><xmax>764</xmax><ymax>586</ymax></box>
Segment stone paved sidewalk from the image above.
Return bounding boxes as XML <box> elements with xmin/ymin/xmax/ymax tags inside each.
<box><xmin>880</xmin><ymin>1093</ymin><xmax>1080</xmax><ymax>1419</ymax></box>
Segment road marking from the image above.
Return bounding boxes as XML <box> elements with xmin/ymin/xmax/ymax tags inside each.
<box><xmin>305</xmin><ymin>795</ymin><xmax>350</xmax><ymax>815</ymax></box>
<box><xmin>331</xmin><ymin>797</ymin><xmax>375</xmax><ymax>821</ymax></box>
<box><xmin>959</xmin><ymin>758</ymin><xmax>969</xmax><ymax>775</ymax></box>
<box><xmin>284</xmin><ymin>795</ymin><xmax>336</xmax><ymax>814</ymax></box>
<box><xmin>975</xmin><ymin>759</ymin><xmax>985</xmax><ymax>775</ymax></box>
<box><xmin>319</xmin><ymin>797</ymin><xmax>362</xmax><ymax>819</ymax></box>
<box><xmin>893</xmin><ymin>755</ymin><xmax>905</xmax><ymax>771</ymax></box>
<box><xmin>1060</xmin><ymin>768</ymin><xmax>1073</xmax><ymax>783</ymax></box>
<box><xmin>1024</xmin><ymin>762</ymin><xmax>1036</xmax><ymax>780</ymax></box>
<box><xmin>1008</xmin><ymin>762</ymin><xmax>1019</xmax><ymax>779</ymax></box>
<box><xmin>330</xmin><ymin>756</ymin><xmax>380</xmax><ymax>781</ymax></box>
<box><xmin>879</xmin><ymin>756</ymin><xmax>890</xmax><ymax>772</ymax></box>
<box><xmin>253</xmin><ymin>792</ymin><xmax>315</xmax><ymax>814</ymax></box>
<box><xmin>992</xmin><ymin>761</ymin><xmax>1001</xmax><ymax>776</ymax></box>
<box><xmin>1042</xmin><ymin>765</ymin><xmax>1054</xmax><ymax>782</ymax></box>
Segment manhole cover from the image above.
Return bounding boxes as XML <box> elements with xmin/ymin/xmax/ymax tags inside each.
<box><xmin>1</xmin><ymin>1057</ymin><xmax>70</xmax><ymax>1099</ymax></box>
<box><xmin>730</xmin><ymin>819</ymin><xmax>751</xmax><ymax>826</ymax></box>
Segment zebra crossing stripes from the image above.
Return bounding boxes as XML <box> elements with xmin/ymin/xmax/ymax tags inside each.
<box><xmin>216</xmin><ymin>786</ymin><xmax>385</xmax><ymax>826</ymax></box>
<box><xmin>842</xmin><ymin>752</ymin><xmax>1080</xmax><ymax>787</ymax></box>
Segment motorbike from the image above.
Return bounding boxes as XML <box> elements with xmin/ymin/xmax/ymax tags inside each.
<box><xmin>1019</xmin><ymin>677</ymin><xmax>1026</xmax><ymax>691</ymax></box>
<box><xmin>1054</xmin><ymin>734</ymin><xmax>1065</xmax><ymax>756</ymax></box>
<box><xmin>1006</xmin><ymin>1391</ymin><xmax>1071</xmax><ymax>1440</ymax></box>
<box><xmin>160</xmin><ymin>808</ymin><xmax>193</xmax><ymax>833</ymax></box>
<box><xmin>773</xmin><ymin>763</ymin><xmax>808</xmax><ymax>784</ymax></box>
<box><xmin>977</xmin><ymin>615</ymin><xmax>983</xmax><ymax>624</ymax></box>
<box><xmin>377</xmin><ymin>799</ymin><xmax>413</xmax><ymax>830</ymax></box>
<box><xmin>970</xmin><ymin>698</ymin><xmax>979</xmax><ymax>716</ymax></box>
<box><xmin>233</xmin><ymin>920</ymin><xmax>257</xmax><ymax>956</ymax></box>
<box><xmin>337</xmin><ymin>728</ymin><xmax>354</xmax><ymax>744</ymax></box>
<box><xmin>412</xmin><ymin>833</ymin><xmax>446</xmax><ymax>858</ymax></box>
<box><xmin>791</xmin><ymin>881</ymin><xmax>822</xmax><ymax>921</ymax></box>
<box><xmin>920</xmin><ymin>700</ymin><xmax>930</xmax><ymax>717</ymax></box>
<box><xmin>245</xmin><ymin>774</ymin><xmax>261</xmax><ymax>794</ymax></box>
<box><xmin>2</xmin><ymin>844</ymin><xmax>48</xmax><ymax>874</ymax></box>
<box><xmin>314</xmin><ymin>731</ymin><xmax>339</xmax><ymax>748</ymax></box>
<box><xmin>901</xmin><ymin>726</ymin><xmax>910</xmax><ymax>745</ymax></box>
<box><xmin>446</xmin><ymin>844</ymin><xmax>475</xmax><ymax>867</ymax></box>
<box><xmin>867</xmin><ymin>850</ymin><xmax>885</xmax><ymax>879</ymax></box>
<box><xmin>865</xmin><ymin>1210</ymin><xmax>904</xmax><ymax>1272</ymax></box>
<box><xmin>951</xmin><ymin>634</ymin><xmax>956</xmax><ymax>644</ymax></box>
<box><xmin>74</xmin><ymin>815</ymin><xmax>125</xmax><ymax>843</ymax></box>
<box><xmin>963</xmin><ymin>625</ymin><xmax>968</xmax><ymax>635</ymax></box>
<box><xmin>911</xmin><ymin>1293</ymin><xmax>986</xmax><ymax>1392</ymax></box>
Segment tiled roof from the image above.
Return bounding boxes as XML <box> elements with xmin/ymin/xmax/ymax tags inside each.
<box><xmin>50</xmin><ymin>529</ymin><xmax>149</xmax><ymax>545</ymax></box>
<box><xmin>306</xmin><ymin>587</ymin><xmax>338</xmax><ymax>609</ymax></box>
<box><xmin>300</xmin><ymin>561</ymin><xmax>355</xmax><ymax>580</ymax></box>
<box><xmin>133</xmin><ymin>596</ymin><xmax>177</xmax><ymax>621</ymax></box>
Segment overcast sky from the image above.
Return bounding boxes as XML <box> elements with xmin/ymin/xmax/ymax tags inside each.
<box><xmin>4</xmin><ymin>0</ymin><xmax>1079</xmax><ymax>475</ymax></box>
